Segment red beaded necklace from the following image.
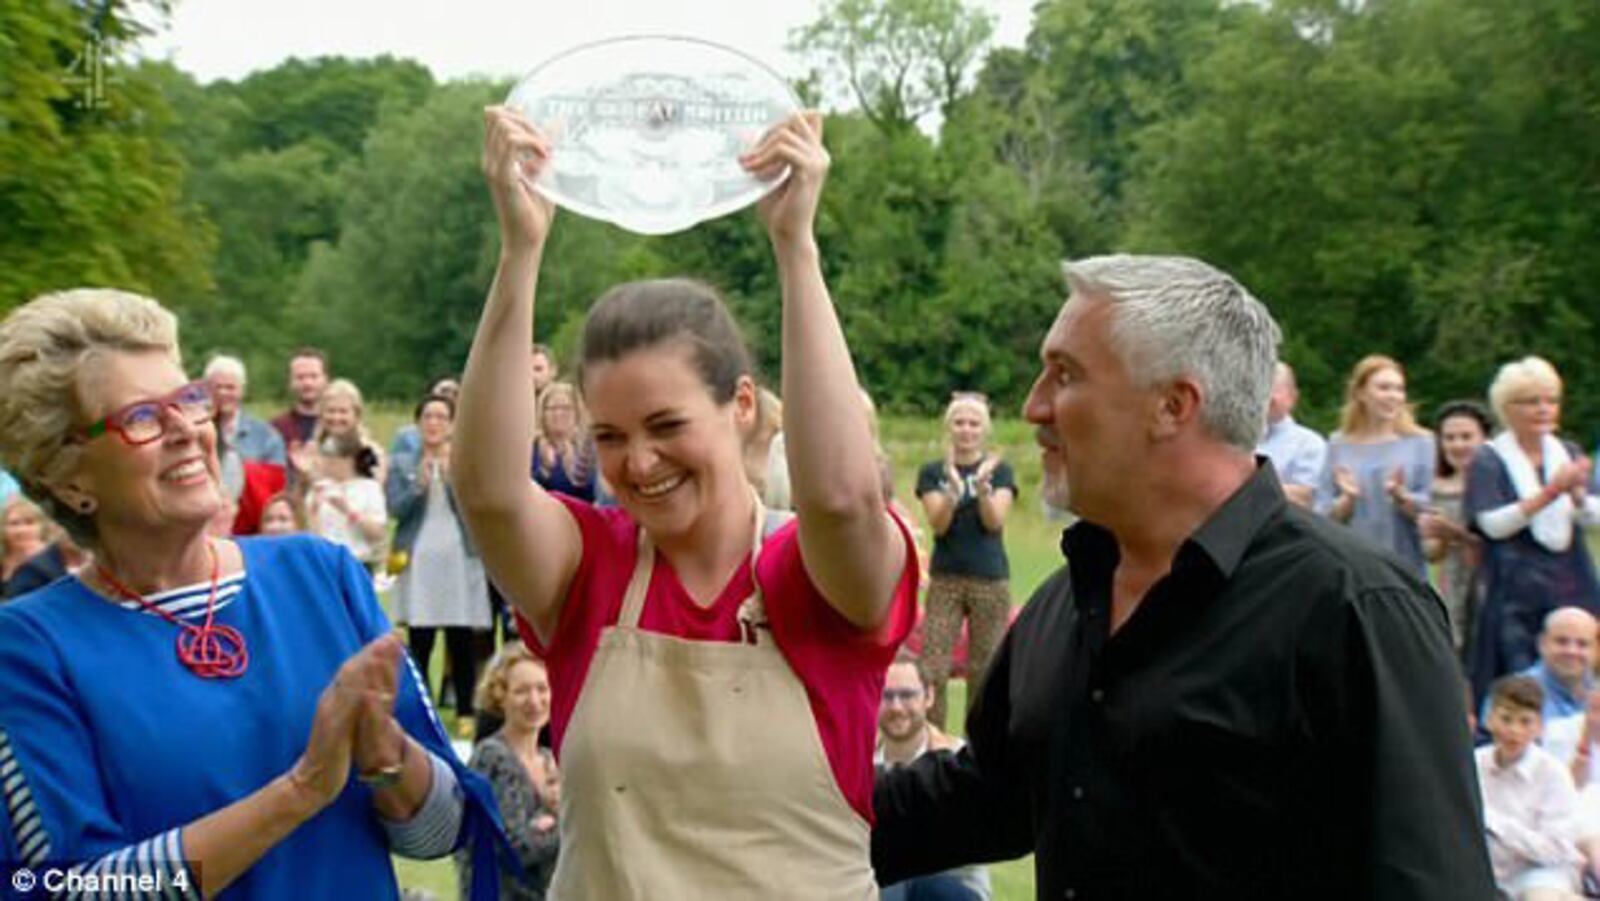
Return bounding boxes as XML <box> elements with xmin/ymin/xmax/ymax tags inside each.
<box><xmin>96</xmin><ymin>541</ymin><xmax>249</xmax><ymax>679</ymax></box>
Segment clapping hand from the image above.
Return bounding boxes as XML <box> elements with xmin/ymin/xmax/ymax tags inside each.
<box><xmin>974</xmin><ymin>453</ymin><xmax>1002</xmax><ymax>497</ymax></box>
<box><xmin>288</xmin><ymin>635</ymin><xmax>406</xmax><ymax>811</ymax></box>
<box><xmin>1333</xmin><ymin>465</ymin><xmax>1362</xmax><ymax>499</ymax></box>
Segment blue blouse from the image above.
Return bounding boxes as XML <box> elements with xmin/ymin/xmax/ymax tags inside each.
<box><xmin>0</xmin><ymin>535</ymin><xmax>511</xmax><ymax>899</ymax></box>
<box><xmin>1315</xmin><ymin>433</ymin><xmax>1435</xmax><ymax>577</ymax></box>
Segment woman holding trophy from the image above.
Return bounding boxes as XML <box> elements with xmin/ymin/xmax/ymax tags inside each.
<box><xmin>455</xmin><ymin>104</ymin><xmax>918</xmax><ymax>897</ymax></box>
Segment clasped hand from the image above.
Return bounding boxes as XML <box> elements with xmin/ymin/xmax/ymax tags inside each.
<box><xmin>289</xmin><ymin>635</ymin><xmax>409</xmax><ymax>809</ymax></box>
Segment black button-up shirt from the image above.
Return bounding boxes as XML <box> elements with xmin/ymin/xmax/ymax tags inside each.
<box><xmin>874</xmin><ymin>463</ymin><xmax>1495</xmax><ymax>900</ymax></box>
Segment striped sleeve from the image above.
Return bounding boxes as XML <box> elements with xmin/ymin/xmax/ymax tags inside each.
<box><xmin>380</xmin><ymin>751</ymin><xmax>465</xmax><ymax>859</ymax></box>
<box><xmin>0</xmin><ymin>608</ymin><xmax>199</xmax><ymax>900</ymax></box>
<box><xmin>1</xmin><ymin>726</ymin><xmax>200</xmax><ymax>899</ymax></box>
<box><xmin>56</xmin><ymin>827</ymin><xmax>200</xmax><ymax>899</ymax></box>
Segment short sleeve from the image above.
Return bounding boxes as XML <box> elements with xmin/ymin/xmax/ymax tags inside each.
<box><xmin>993</xmin><ymin>461</ymin><xmax>1019</xmax><ymax>497</ymax></box>
<box><xmin>915</xmin><ymin>462</ymin><xmax>945</xmax><ymax>499</ymax></box>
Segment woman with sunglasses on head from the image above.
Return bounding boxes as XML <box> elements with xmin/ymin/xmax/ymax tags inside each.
<box><xmin>914</xmin><ymin>392</ymin><xmax>1017</xmax><ymax>731</ymax></box>
<box><xmin>455</xmin><ymin>108</ymin><xmax>919</xmax><ymax>896</ymax></box>
<box><xmin>0</xmin><ymin>290</ymin><xmax>510</xmax><ymax>899</ymax></box>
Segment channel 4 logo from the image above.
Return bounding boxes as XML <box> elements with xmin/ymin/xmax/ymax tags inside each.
<box><xmin>4</xmin><ymin>861</ymin><xmax>196</xmax><ymax>898</ymax></box>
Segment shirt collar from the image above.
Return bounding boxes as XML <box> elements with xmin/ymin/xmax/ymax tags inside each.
<box><xmin>1061</xmin><ymin>458</ymin><xmax>1287</xmax><ymax>584</ymax></box>
<box><xmin>1486</xmin><ymin>745</ymin><xmax>1540</xmax><ymax>780</ymax></box>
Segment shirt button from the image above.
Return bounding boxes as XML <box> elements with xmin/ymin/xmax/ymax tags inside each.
<box><xmin>1090</xmin><ymin>689</ymin><xmax>1105</xmax><ymax>703</ymax></box>
<box><xmin>1071</xmin><ymin>785</ymin><xmax>1085</xmax><ymax>800</ymax></box>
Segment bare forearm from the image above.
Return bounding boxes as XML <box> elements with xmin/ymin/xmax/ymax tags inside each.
<box><xmin>457</xmin><ymin>251</ymin><xmax>542</xmax><ymax>506</ymax></box>
<box><xmin>921</xmin><ymin>495</ymin><xmax>955</xmax><ymax>536</ymax></box>
<box><xmin>976</xmin><ymin>492</ymin><xmax>1010</xmax><ymax>532</ymax></box>
<box><xmin>778</xmin><ymin>239</ymin><xmax>879</xmax><ymax>514</ymax></box>
<box><xmin>1332</xmin><ymin>494</ymin><xmax>1356</xmax><ymax>522</ymax></box>
<box><xmin>183</xmin><ymin>774</ymin><xmax>323</xmax><ymax>897</ymax></box>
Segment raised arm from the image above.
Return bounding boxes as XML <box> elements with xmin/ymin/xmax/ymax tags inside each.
<box><xmin>454</xmin><ymin>108</ymin><xmax>582</xmax><ymax>642</ymax></box>
<box><xmin>743</xmin><ymin>112</ymin><xmax>906</xmax><ymax>630</ymax></box>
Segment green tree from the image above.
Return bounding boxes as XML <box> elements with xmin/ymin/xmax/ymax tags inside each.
<box><xmin>0</xmin><ymin>0</ymin><xmax>213</xmax><ymax>311</ymax></box>
<box><xmin>791</xmin><ymin>0</ymin><xmax>995</xmax><ymax>131</ymax></box>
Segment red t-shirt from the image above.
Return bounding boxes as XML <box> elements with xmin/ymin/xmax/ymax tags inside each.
<box><xmin>518</xmin><ymin>494</ymin><xmax>919</xmax><ymax>822</ymax></box>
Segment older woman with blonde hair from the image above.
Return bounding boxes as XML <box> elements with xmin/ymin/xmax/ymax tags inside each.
<box><xmin>0</xmin><ymin>289</ymin><xmax>509</xmax><ymax>898</ymax></box>
<box><xmin>458</xmin><ymin>645</ymin><xmax>560</xmax><ymax>900</ymax></box>
<box><xmin>1315</xmin><ymin>354</ymin><xmax>1436</xmax><ymax>577</ymax></box>
<box><xmin>1466</xmin><ymin>356</ymin><xmax>1600</xmax><ymax>693</ymax></box>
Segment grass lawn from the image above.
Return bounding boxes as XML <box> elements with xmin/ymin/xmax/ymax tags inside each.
<box><xmin>320</xmin><ymin>407</ymin><xmax>1051</xmax><ymax>898</ymax></box>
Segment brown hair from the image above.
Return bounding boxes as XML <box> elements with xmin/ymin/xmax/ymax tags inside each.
<box><xmin>577</xmin><ymin>279</ymin><xmax>752</xmax><ymax>404</ymax></box>
<box><xmin>889</xmin><ymin>650</ymin><xmax>931</xmax><ymax>691</ymax></box>
<box><xmin>1489</xmin><ymin>674</ymin><xmax>1544</xmax><ymax>716</ymax></box>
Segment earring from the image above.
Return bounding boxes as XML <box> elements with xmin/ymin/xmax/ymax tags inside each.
<box><xmin>77</xmin><ymin>498</ymin><xmax>96</xmax><ymax>514</ymax></box>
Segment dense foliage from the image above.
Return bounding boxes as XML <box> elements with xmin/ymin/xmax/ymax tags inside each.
<box><xmin>5</xmin><ymin>0</ymin><xmax>1596</xmax><ymax>434</ymax></box>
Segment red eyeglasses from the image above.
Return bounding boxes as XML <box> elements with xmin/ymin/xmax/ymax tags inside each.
<box><xmin>78</xmin><ymin>381</ymin><xmax>216</xmax><ymax>446</ymax></box>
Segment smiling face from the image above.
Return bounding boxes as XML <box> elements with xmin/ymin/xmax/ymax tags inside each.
<box><xmin>1357</xmin><ymin>366</ymin><xmax>1408</xmax><ymax>426</ymax></box>
<box><xmin>63</xmin><ymin>350</ymin><xmax>223</xmax><ymax>547</ymax></box>
<box><xmin>320</xmin><ymin>394</ymin><xmax>359</xmax><ymax>438</ymax></box>
<box><xmin>583</xmin><ymin>343</ymin><xmax>753</xmax><ymax>544</ymax></box>
<box><xmin>947</xmin><ymin>408</ymin><xmax>987</xmax><ymax>456</ymax></box>
<box><xmin>417</xmin><ymin>399</ymin><xmax>452</xmax><ymax>448</ymax></box>
<box><xmin>501</xmin><ymin>658</ymin><xmax>552</xmax><ymax>735</ymax></box>
<box><xmin>1023</xmin><ymin>293</ymin><xmax>1157</xmax><ymax>518</ymax></box>
<box><xmin>3</xmin><ymin>503</ymin><xmax>45</xmax><ymax>556</ymax></box>
<box><xmin>879</xmin><ymin>661</ymin><xmax>932</xmax><ymax>742</ymax></box>
<box><xmin>1505</xmin><ymin>389</ymin><xmax>1561</xmax><ymax>442</ymax></box>
<box><xmin>1540</xmin><ymin>609</ymin><xmax>1596</xmax><ymax>687</ymax></box>
<box><xmin>540</xmin><ymin>391</ymin><xmax>578</xmax><ymax>443</ymax></box>
<box><xmin>1439</xmin><ymin>412</ymin><xmax>1488</xmax><ymax>473</ymax></box>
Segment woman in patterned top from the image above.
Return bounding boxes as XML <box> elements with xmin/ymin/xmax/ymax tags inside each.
<box><xmin>459</xmin><ymin>644</ymin><xmax>560</xmax><ymax>899</ymax></box>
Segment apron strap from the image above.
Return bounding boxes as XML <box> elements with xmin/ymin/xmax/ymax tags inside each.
<box><xmin>618</xmin><ymin>492</ymin><xmax>770</xmax><ymax>635</ymax></box>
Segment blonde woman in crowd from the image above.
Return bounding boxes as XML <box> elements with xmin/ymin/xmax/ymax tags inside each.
<box><xmin>291</xmin><ymin>378</ymin><xmax>389</xmax><ymax>485</ymax></box>
<box><xmin>530</xmin><ymin>382</ymin><xmax>596</xmax><ymax>503</ymax></box>
<box><xmin>1</xmin><ymin>496</ymin><xmax>51</xmax><ymax>597</ymax></box>
<box><xmin>1467</xmin><ymin>356</ymin><xmax>1600</xmax><ymax>693</ymax></box>
<box><xmin>914</xmin><ymin>392</ymin><xmax>1017</xmax><ymax>730</ymax></box>
<box><xmin>457</xmin><ymin>645</ymin><xmax>561</xmax><ymax>900</ymax></box>
<box><xmin>1315</xmin><ymin>354</ymin><xmax>1435</xmax><ymax>578</ymax></box>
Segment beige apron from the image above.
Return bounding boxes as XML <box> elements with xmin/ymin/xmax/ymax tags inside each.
<box><xmin>548</xmin><ymin>503</ymin><xmax>877</xmax><ymax>900</ymax></box>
